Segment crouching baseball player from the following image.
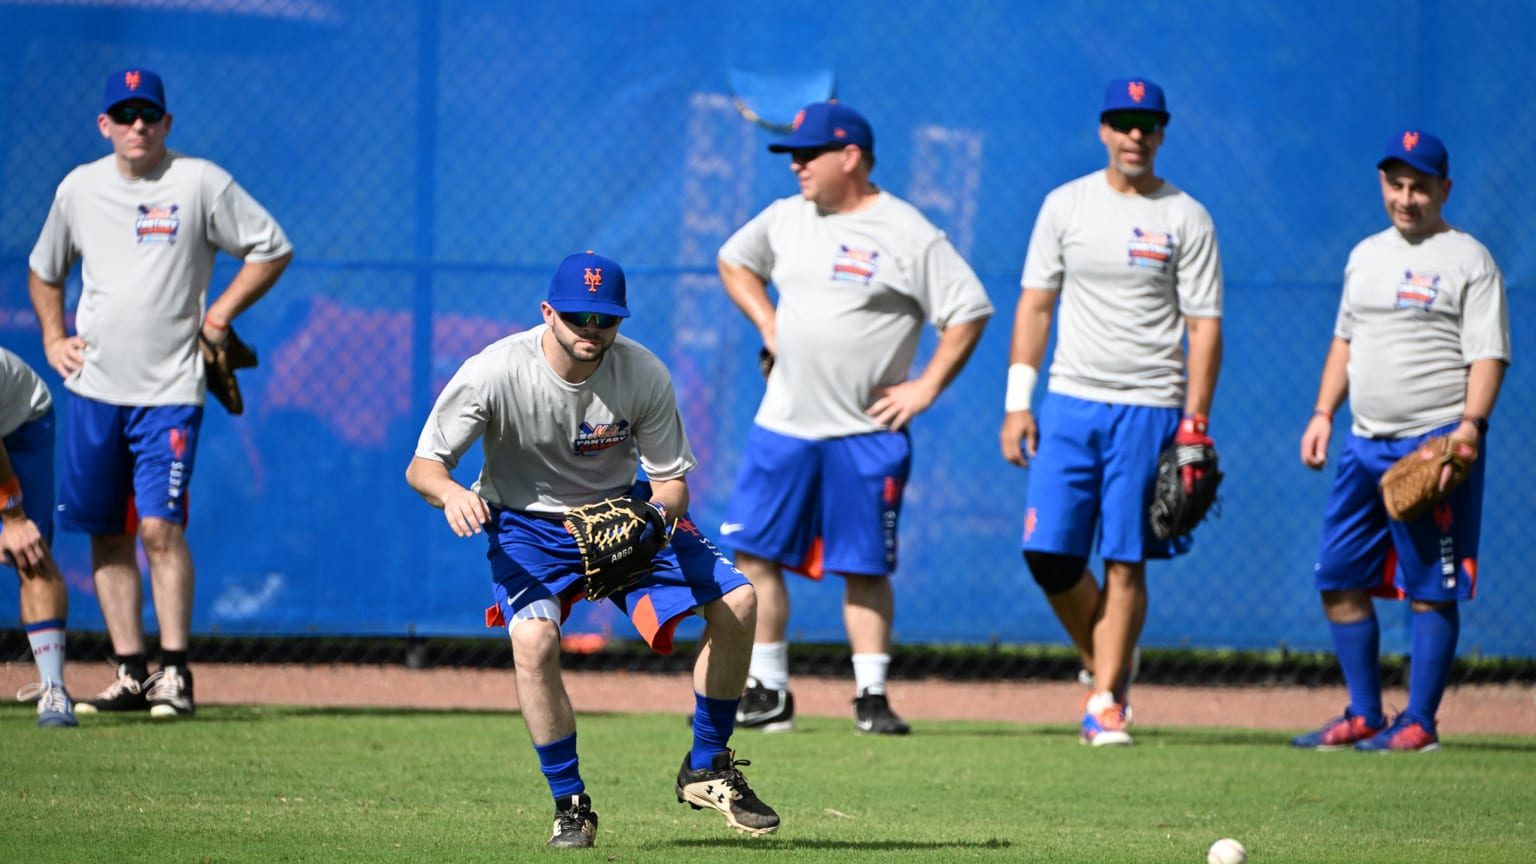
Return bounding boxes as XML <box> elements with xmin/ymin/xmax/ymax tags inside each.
<box><xmin>405</xmin><ymin>252</ymin><xmax>779</xmax><ymax>848</ymax></box>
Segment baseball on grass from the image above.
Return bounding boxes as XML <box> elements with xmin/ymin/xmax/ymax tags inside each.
<box><xmin>1207</xmin><ymin>837</ymin><xmax>1247</xmax><ymax>864</ymax></box>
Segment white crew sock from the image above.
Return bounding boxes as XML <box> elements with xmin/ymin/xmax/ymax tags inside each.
<box><xmin>852</xmin><ymin>653</ymin><xmax>891</xmax><ymax>696</ymax></box>
<box><xmin>749</xmin><ymin>641</ymin><xmax>789</xmax><ymax>691</ymax></box>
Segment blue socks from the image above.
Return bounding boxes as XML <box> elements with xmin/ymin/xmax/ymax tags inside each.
<box><xmin>1329</xmin><ymin>617</ymin><xmax>1384</xmax><ymax>726</ymax></box>
<box><xmin>1406</xmin><ymin>604</ymin><xmax>1460</xmax><ymax>730</ymax></box>
<box><xmin>534</xmin><ymin>733</ymin><xmax>583</xmax><ymax>799</ymax></box>
<box><xmin>690</xmin><ymin>693</ymin><xmax>739</xmax><ymax>770</ymax></box>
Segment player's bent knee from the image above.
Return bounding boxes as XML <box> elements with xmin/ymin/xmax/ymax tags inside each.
<box><xmin>702</xmin><ymin>584</ymin><xmax>757</xmax><ymax>629</ymax></box>
<box><xmin>508</xmin><ymin>600</ymin><xmax>563</xmax><ymax>662</ymax></box>
<box><xmin>1024</xmin><ymin>551</ymin><xmax>1088</xmax><ymax>595</ymax></box>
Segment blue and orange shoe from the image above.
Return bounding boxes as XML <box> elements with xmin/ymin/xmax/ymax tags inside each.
<box><xmin>1290</xmin><ymin>709</ymin><xmax>1386</xmax><ymax>750</ymax></box>
<box><xmin>1080</xmin><ymin>693</ymin><xmax>1132</xmax><ymax>746</ymax></box>
<box><xmin>1354</xmin><ymin>714</ymin><xmax>1439</xmax><ymax>753</ymax></box>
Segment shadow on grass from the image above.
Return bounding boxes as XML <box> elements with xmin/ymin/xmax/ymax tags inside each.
<box><xmin>666</xmin><ymin>837</ymin><xmax>1013</xmax><ymax>851</ymax></box>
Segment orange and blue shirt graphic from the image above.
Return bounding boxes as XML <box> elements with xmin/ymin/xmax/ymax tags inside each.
<box><xmin>135</xmin><ymin>204</ymin><xmax>179</xmax><ymax>245</ymax></box>
<box><xmin>1127</xmin><ymin>228</ymin><xmax>1173</xmax><ymax>271</ymax></box>
<box><xmin>831</xmin><ymin>245</ymin><xmax>879</xmax><ymax>284</ymax></box>
<box><xmin>1394</xmin><ymin>270</ymin><xmax>1440</xmax><ymax>311</ymax></box>
<box><xmin>572</xmin><ymin>420</ymin><xmax>630</xmax><ymax>456</ymax></box>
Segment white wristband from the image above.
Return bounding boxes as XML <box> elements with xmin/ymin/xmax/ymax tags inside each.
<box><xmin>1005</xmin><ymin>363</ymin><xmax>1038</xmax><ymax>413</ymax></box>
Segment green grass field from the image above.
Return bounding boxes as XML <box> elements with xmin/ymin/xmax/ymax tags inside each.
<box><xmin>4</xmin><ymin>704</ymin><xmax>1534</xmax><ymax>863</ymax></box>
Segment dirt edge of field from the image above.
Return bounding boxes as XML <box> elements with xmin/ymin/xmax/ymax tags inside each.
<box><xmin>6</xmin><ymin>662</ymin><xmax>1533</xmax><ymax>737</ymax></box>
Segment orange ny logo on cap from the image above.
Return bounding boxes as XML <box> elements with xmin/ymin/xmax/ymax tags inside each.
<box><xmin>1402</xmin><ymin>131</ymin><xmax>1420</xmax><ymax>151</ymax></box>
<box><xmin>125</xmin><ymin>70</ymin><xmax>142</xmax><ymax>91</ymax></box>
<box><xmin>584</xmin><ymin>268</ymin><xmax>602</xmax><ymax>292</ymax></box>
<box><xmin>1128</xmin><ymin>81</ymin><xmax>1146</xmax><ymax>103</ymax></box>
<box><xmin>791</xmin><ymin>109</ymin><xmax>806</xmax><ymax>130</ymax></box>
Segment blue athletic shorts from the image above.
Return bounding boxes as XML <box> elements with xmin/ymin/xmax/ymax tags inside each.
<box><xmin>720</xmin><ymin>424</ymin><xmax>911</xmax><ymax>578</ymax></box>
<box><xmin>1020</xmin><ymin>392</ymin><xmax>1186</xmax><ymax>563</ymax></box>
<box><xmin>1313</xmin><ymin>424</ymin><xmax>1484</xmax><ymax>602</ymax></box>
<box><xmin>1</xmin><ymin>406</ymin><xmax>56</xmax><ymax>545</ymax></box>
<box><xmin>57</xmin><ymin>395</ymin><xmax>202</xmax><ymax>534</ymax></box>
<box><xmin>483</xmin><ymin>498</ymin><xmax>749</xmax><ymax>655</ymax></box>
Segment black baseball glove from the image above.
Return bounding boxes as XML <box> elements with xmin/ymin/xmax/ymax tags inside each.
<box><xmin>562</xmin><ymin>497</ymin><xmax>671</xmax><ymax>601</ymax></box>
<box><xmin>200</xmin><ymin>326</ymin><xmax>259</xmax><ymax>415</ymax></box>
<box><xmin>1148</xmin><ymin>441</ymin><xmax>1223</xmax><ymax>540</ymax></box>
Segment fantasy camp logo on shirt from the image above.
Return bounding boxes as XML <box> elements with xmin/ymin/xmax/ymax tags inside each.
<box><xmin>1127</xmin><ymin>228</ymin><xmax>1174</xmax><ymax>272</ymax></box>
<box><xmin>572</xmin><ymin>420</ymin><xmax>631</xmax><ymax>456</ymax></box>
<box><xmin>1394</xmin><ymin>270</ymin><xmax>1441</xmax><ymax>311</ymax></box>
<box><xmin>831</xmin><ymin>245</ymin><xmax>879</xmax><ymax>284</ymax></box>
<box><xmin>135</xmin><ymin>204</ymin><xmax>180</xmax><ymax>245</ymax></box>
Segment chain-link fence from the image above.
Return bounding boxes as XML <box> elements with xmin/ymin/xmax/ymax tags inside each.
<box><xmin>1</xmin><ymin>2</ymin><xmax>1532</xmax><ymax>677</ymax></box>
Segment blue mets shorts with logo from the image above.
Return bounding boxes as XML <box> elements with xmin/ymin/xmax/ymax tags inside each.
<box><xmin>720</xmin><ymin>424</ymin><xmax>911</xmax><ymax>578</ymax></box>
<box><xmin>57</xmin><ymin>395</ymin><xmax>202</xmax><ymax>534</ymax></box>
<box><xmin>1020</xmin><ymin>392</ymin><xmax>1187</xmax><ymax>563</ymax></box>
<box><xmin>1</xmin><ymin>406</ymin><xmax>56</xmax><ymax>546</ymax></box>
<box><xmin>483</xmin><ymin>502</ymin><xmax>749</xmax><ymax>655</ymax></box>
<box><xmin>1313</xmin><ymin>424</ymin><xmax>1484</xmax><ymax>603</ymax></box>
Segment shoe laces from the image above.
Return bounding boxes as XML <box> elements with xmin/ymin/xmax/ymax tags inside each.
<box><xmin>711</xmin><ymin>756</ymin><xmax>758</xmax><ymax>801</ymax></box>
<box><xmin>145</xmin><ymin>668</ymin><xmax>184</xmax><ymax>701</ymax></box>
<box><xmin>97</xmin><ymin>666</ymin><xmax>144</xmax><ymax>699</ymax></box>
<box><xmin>1091</xmin><ymin>702</ymin><xmax>1128</xmax><ymax>731</ymax></box>
<box><xmin>17</xmin><ymin>681</ymin><xmax>70</xmax><ymax>714</ymax></box>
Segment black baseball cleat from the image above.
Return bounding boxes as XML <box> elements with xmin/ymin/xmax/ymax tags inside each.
<box><xmin>675</xmin><ymin>750</ymin><xmax>780</xmax><ymax>835</ymax></box>
<box><xmin>853</xmin><ymin>688</ymin><xmax>911</xmax><ymax>735</ymax></box>
<box><xmin>547</xmin><ymin>793</ymin><xmax>597</xmax><ymax>848</ymax></box>
<box><xmin>736</xmin><ymin>677</ymin><xmax>796</xmax><ymax>732</ymax></box>
<box><xmin>74</xmin><ymin>663</ymin><xmax>149</xmax><ymax>714</ymax></box>
<box><xmin>145</xmin><ymin>665</ymin><xmax>195</xmax><ymax>718</ymax></box>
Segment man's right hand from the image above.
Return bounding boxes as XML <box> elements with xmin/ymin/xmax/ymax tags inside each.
<box><xmin>43</xmin><ymin>335</ymin><xmax>87</xmax><ymax>378</ymax></box>
<box><xmin>1000</xmin><ymin>410</ymin><xmax>1038</xmax><ymax>467</ymax></box>
<box><xmin>1</xmin><ymin>511</ymin><xmax>47</xmax><ymax>576</ymax></box>
<box><xmin>440</xmin><ymin>486</ymin><xmax>491</xmax><ymax>538</ymax></box>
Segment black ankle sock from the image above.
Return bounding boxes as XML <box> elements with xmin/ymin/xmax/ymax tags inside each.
<box><xmin>115</xmin><ymin>654</ymin><xmax>149</xmax><ymax>682</ymax></box>
<box><xmin>160</xmin><ymin>650</ymin><xmax>189</xmax><ymax>670</ymax></box>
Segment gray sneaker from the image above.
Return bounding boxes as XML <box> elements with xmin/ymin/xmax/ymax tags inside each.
<box><xmin>145</xmin><ymin>666</ymin><xmax>195</xmax><ymax>718</ymax></box>
<box><xmin>675</xmin><ymin>750</ymin><xmax>780</xmax><ymax>835</ymax></box>
<box><xmin>17</xmin><ymin>681</ymin><xmax>78</xmax><ymax>728</ymax></box>
<box><xmin>547</xmin><ymin>793</ymin><xmax>597</xmax><ymax>848</ymax></box>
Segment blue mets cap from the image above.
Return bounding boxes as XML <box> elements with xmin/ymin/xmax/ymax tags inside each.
<box><xmin>1377</xmin><ymin>129</ymin><xmax>1449</xmax><ymax>178</ymax></box>
<box><xmin>1101</xmin><ymin>77</ymin><xmax>1169</xmax><ymax>121</ymax></box>
<box><xmin>768</xmin><ymin>101</ymin><xmax>874</xmax><ymax>153</ymax></box>
<box><xmin>547</xmin><ymin>251</ymin><xmax>630</xmax><ymax>318</ymax></box>
<box><xmin>103</xmin><ymin>68</ymin><xmax>167</xmax><ymax>113</ymax></box>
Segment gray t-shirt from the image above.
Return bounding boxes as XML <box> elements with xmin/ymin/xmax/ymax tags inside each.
<box><xmin>1022</xmin><ymin>170</ymin><xmax>1223</xmax><ymax>407</ymax></box>
<box><xmin>29</xmin><ymin>151</ymin><xmax>292</xmax><ymax>406</ymax></box>
<box><xmin>414</xmin><ymin>326</ymin><xmax>697</xmax><ymax>513</ymax></box>
<box><xmin>1336</xmin><ymin>227</ymin><xmax>1510</xmax><ymax>438</ymax></box>
<box><xmin>0</xmin><ymin>348</ymin><xmax>52</xmax><ymax>438</ymax></box>
<box><xmin>719</xmin><ymin>190</ymin><xmax>994</xmax><ymax>439</ymax></box>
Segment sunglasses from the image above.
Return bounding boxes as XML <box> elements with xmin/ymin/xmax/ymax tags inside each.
<box><xmin>1104</xmin><ymin>112</ymin><xmax>1164</xmax><ymax>135</ymax></box>
<box><xmin>559</xmin><ymin>311</ymin><xmax>620</xmax><ymax>330</ymax></box>
<box><xmin>788</xmin><ymin>144</ymin><xmax>849</xmax><ymax>164</ymax></box>
<box><xmin>107</xmin><ymin>104</ymin><xmax>166</xmax><ymax>125</ymax></box>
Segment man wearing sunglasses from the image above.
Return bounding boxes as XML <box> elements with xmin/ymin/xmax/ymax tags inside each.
<box><xmin>718</xmin><ymin>100</ymin><xmax>994</xmax><ymax>736</ymax></box>
<box><xmin>407</xmin><ymin>252</ymin><xmax>779</xmax><ymax>847</ymax></box>
<box><xmin>27</xmin><ymin>68</ymin><xmax>292</xmax><ymax>719</ymax></box>
<box><xmin>1000</xmin><ymin>77</ymin><xmax>1225</xmax><ymax>746</ymax></box>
